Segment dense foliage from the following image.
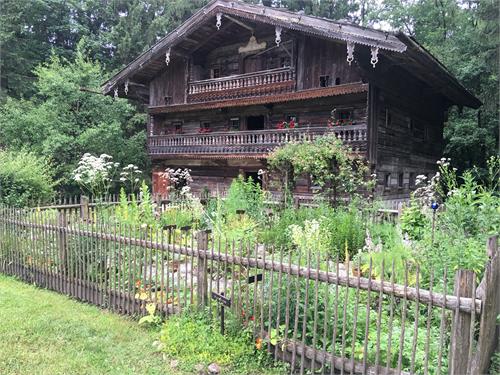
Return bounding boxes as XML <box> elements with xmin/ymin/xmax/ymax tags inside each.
<box><xmin>158</xmin><ymin>312</ymin><xmax>286</xmax><ymax>374</ymax></box>
<box><xmin>0</xmin><ymin>149</ymin><xmax>55</xmax><ymax>207</ymax></box>
<box><xmin>0</xmin><ymin>42</ymin><xmax>148</xmax><ymax>193</ymax></box>
<box><xmin>268</xmin><ymin>135</ymin><xmax>374</xmax><ymax>204</ymax></box>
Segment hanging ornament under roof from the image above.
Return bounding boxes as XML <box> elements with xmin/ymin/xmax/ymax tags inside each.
<box><xmin>370</xmin><ymin>46</ymin><xmax>379</xmax><ymax>68</ymax></box>
<box><xmin>216</xmin><ymin>13</ymin><xmax>222</xmax><ymax>30</ymax></box>
<box><xmin>165</xmin><ymin>47</ymin><xmax>171</xmax><ymax>66</ymax></box>
<box><xmin>275</xmin><ymin>26</ymin><xmax>282</xmax><ymax>46</ymax></box>
<box><xmin>346</xmin><ymin>41</ymin><xmax>355</xmax><ymax>66</ymax></box>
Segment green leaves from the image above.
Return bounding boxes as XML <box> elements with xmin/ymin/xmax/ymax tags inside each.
<box><xmin>268</xmin><ymin>135</ymin><xmax>371</xmax><ymax>203</ymax></box>
<box><xmin>0</xmin><ymin>42</ymin><xmax>148</xmax><ymax>193</ymax></box>
<box><xmin>0</xmin><ymin>149</ymin><xmax>56</xmax><ymax>207</ymax></box>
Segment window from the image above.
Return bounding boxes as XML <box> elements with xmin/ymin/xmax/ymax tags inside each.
<box><xmin>385</xmin><ymin>108</ymin><xmax>392</xmax><ymax>127</ymax></box>
<box><xmin>229</xmin><ymin>117</ymin><xmax>240</xmax><ymax>130</ymax></box>
<box><xmin>210</xmin><ymin>67</ymin><xmax>220</xmax><ymax>79</ymax></box>
<box><xmin>200</xmin><ymin>121</ymin><xmax>210</xmax><ymax>129</ymax></box>
<box><xmin>335</xmin><ymin>77</ymin><xmax>341</xmax><ymax>85</ymax></box>
<box><xmin>398</xmin><ymin>173</ymin><xmax>404</xmax><ymax>188</ymax></box>
<box><xmin>319</xmin><ymin>75</ymin><xmax>330</xmax><ymax>87</ymax></box>
<box><xmin>384</xmin><ymin>173</ymin><xmax>391</xmax><ymax>188</ymax></box>
<box><xmin>173</xmin><ymin>121</ymin><xmax>183</xmax><ymax>134</ymax></box>
<box><xmin>337</xmin><ymin>110</ymin><xmax>352</xmax><ymax>121</ymax></box>
<box><xmin>280</xmin><ymin>57</ymin><xmax>291</xmax><ymax>68</ymax></box>
<box><xmin>406</xmin><ymin>116</ymin><xmax>413</xmax><ymax>131</ymax></box>
<box><xmin>409</xmin><ymin>173</ymin><xmax>416</xmax><ymax>188</ymax></box>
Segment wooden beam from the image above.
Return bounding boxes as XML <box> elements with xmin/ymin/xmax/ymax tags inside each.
<box><xmin>223</xmin><ymin>14</ymin><xmax>254</xmax><ymax>32</ymax></box>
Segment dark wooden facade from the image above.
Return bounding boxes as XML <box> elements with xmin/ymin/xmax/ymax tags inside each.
<box><xmin>103</xmin><ymin>0</ymin><xmax>480</xmax><ymax>201</ymax></box>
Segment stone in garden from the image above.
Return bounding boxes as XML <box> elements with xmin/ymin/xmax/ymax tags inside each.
<box><xmin>194</xmin><ymin>363</ymin><xmax>206</xmax><ymax>374</ymax></box>
<box><xmin>207</xmin><ymin>362</ymin><xmax>220</xmax><ymax>374</ymax></box>
<box><xmin>170</xmin><ymin>359</ymin><xmax>179</xmax><ymax>369</ymax></box>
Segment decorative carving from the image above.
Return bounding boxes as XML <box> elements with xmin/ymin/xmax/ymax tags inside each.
<box><xmin>275</xmin><ymin>25</ymin><xmax>282</xmax><ymax>46</ymax></box>
<box><xmin>165</xmin><ymin>47</ymin><xmax>171</xmax><ymax>66</ymax></box>
<box><xmin>113</xmin><ymin>87</ymin><xmax>118</xmax><ymax>99</ymax></box>
<box><xmin>238</xmin><ymin>35</ymin><xmax>267</xmax><ymax>54</ymax></box>
<box><xmin>124</xmin><ymin>79</ymin><xmax>129</xmax><ymax>95</ymax></box>
<box><xmin>216</xmin><ymin>13</ymin><xmax>222</xmax><ymax>30</ymax></box>
<box><xmin>370</xmin><ymin>46</ymin><xmax>379</xmax><ymax>68</ymax></box>
<box><xmin>346</xmin><ymin>41</ymin><xmax>355</xmax><ymax>66</ymax></box>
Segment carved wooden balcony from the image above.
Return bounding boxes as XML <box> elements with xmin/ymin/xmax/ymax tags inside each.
<box><xmin>148</xmin><ymin>125</ymin><xmax>367</xmax><ymax>157</ymax></box>
<box><xmin>187</xmin><ymin>67</ymin><xmax>295</xmax><ymax>103</ymax></box>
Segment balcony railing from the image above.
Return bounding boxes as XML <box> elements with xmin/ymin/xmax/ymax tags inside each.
<box><xmin>148</xmin><ymin>125</ymin><xmax>367</xmax><ymax>156</ymax></box>
<box><xmin>187</xmin><ymin>67</ymin><xmax>295</xmax><ymax>103</ymax></box>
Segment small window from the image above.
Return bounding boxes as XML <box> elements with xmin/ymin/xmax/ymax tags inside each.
<box><xmin>319</xmin><ymin>75</ymin><xmax>330</xmax><ymax>87</ymax></box>
<box><xmin>409</xmin><ymin>173</ymin><xmax>416</xmax><ymax>188</ymax></box>
<box><xmin>384</xmin><ymin>173</ymin><xmax>391</xmax><ymax>188</ymax></box>
<box><xmin>385</xmin><ymin>108</ymin><xmax>392</xmax><ymax>127</ymax></box>
<box><xmin>200</xmin><ymin>121</ymin><xmax>210</xmax><ymax>129</ymax></box>
<box><xmin>338</xmin><ymin>110</ymin><xmax>351</xmax><ymax>120</ymax></box>
<box><xmin>335</xmin><ymin>77</ymin><xmax>341</xmax><ymax>85</ymax></box>
<box><xmin>280</xmin><ymin>57</ymin><xmax>291</xmax><ymax>68</ymax></box>
<box><xmin>406</xmin><ymin>116</ymin><xmax>413</xmax><ymax>130</ymax></box>
<box><xmin>211</xmin><ymin>68</ymin><xmax>220</xmax><ymax>79</ymax></box>
<box><xmin>398</xmin><ymin>173</ymin><xmax>404</xmax><ymax>188</ymax></box>
<box><xmin>173</xmin><ymin>121</ymin><xmax>183</xmax><ymax>133</ymax></box>
<box><xmin>229</xmin><ymin>117</ymin><xmax>240</xmax><ymax>130</ymax></box>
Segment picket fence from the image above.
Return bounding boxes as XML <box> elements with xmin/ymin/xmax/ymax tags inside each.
<box><xmin>0</xmin><ymin>199</ymin><xmax>498</xmax><ymax>375</ymax></box>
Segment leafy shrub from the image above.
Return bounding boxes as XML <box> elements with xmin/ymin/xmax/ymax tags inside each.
<box><xmin>159</xmin><ymin>312</ymin><xmax>283</xmax><ymax>374</ymax></box>
<box><xmin>268</xmin><ymin>134</ymin><xmax>374</xmax><ymax>203</ymax></box>
<box><xmin>322</xmin><ymin>208</ymin><xmax>366</xmax><ymax>259</ymax></box>
<box><xmin>400</xmin><ymin>202</ymin><xmax>428</xmax><ymax>240</ymax></box>
<box><xmin>224</xmin><ymin>176</ymin><xmax>266</xmax><ymax>222</ymax></box>
<box><xmin>160</xmin><ymin>207</ymin><xmax>194</xmax><ymax>229</ymax></box>
<box><xmin>0</xmin><ymin>149</ymin><xmax>55</xmax><ymax>207</ymax></box>
<box><xmin>262</xmin><ymin>206</ymin><xmax>365</xmax><ymax>260</ymax></box>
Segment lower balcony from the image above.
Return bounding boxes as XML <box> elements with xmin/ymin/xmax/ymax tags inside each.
<box><xmin>148</xmin><ymin>125</ymin><xmax>367</xmax><ymax>157</ymax></box>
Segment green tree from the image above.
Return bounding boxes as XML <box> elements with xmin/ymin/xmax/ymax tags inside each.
<box><xmin>0</xmin><ymin>40</ymin><xmax>148</xmax><ymax>193</ymax></box>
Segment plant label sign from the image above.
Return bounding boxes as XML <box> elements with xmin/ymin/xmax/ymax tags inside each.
<box><xmin>247</xmin><ymin>273</ymin><xmax>263</xmax><ymax>284</ymax></box>
<box><xmin>211</xmin><ymin>291</ymin><xmax>231</xmax><ymax>308</ymax></box>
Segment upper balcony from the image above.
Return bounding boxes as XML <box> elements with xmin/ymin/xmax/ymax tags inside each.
<box><xmin>148</xmin><ymin>124</ymin><xmax>367</xmax><ymax>158</ymax></box>
<box><xmin>187</xmin><ymin>67</ymin><xmax>295</xmax><ymax>103</ymax></box>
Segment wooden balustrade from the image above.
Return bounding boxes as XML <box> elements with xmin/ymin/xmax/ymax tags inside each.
<box><xmin>148</xmin><ymin>125</ymin><xmax>367</xmax><ymax>156</ymax></box>
<box><xmin>187</xmin><ymin>67</ymin><xmax>295</xmax><ymax>102</ymax></box>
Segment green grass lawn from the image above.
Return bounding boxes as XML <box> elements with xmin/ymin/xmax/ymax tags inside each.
<box><xmin>0</xmin><ymin>274</ymin><xmax>171</xmax><ymax>375</ymax></box>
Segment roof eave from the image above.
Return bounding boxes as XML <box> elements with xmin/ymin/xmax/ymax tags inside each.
<box><xmin>396</xmin><ymin>33</ymin><xmax>481</xmax><ymax>109</ymax></box>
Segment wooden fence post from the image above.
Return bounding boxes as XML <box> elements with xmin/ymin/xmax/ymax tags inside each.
<box><xmin>80</xmin><ymin>195</ymin><xmax>89</xmax><ymax>221</ymax></box>
<box><xmin>470</xmin><ymin>235</ymin><xmax>500</xmax><ymax>374</ymax></box>
<box><xmin>196</xmin><ymin>230</ymin><xmax>209</xmax><ymax>309</ymax></box>
<box><xmin>448</xmin><ymin>269</ymin><xmax>474</xmax><ymax>373</ymax></box>
<box><xmin>57</xmin><ymin>209</ymin><xmax>69</xmax><ymax>294</ymax></box>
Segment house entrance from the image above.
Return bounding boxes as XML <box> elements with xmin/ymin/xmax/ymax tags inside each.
<box><xmin>246</xmin><ymin>115</ymin><xmax>265</xmax><ymax>131</ymax></box>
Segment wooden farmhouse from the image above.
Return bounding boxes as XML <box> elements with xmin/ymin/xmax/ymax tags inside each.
<box><xmin>102</xmin><ymin>0</ymin><xmax>480</xmax><ymax>201</ymax></box>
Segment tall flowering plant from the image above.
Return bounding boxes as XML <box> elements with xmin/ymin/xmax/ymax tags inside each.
<box><xmin>119</xmin><ymin>164</ymin><xmax>142</xmax><ymax>193</ymax></box>
<box><xmin>73</xmin><ymin>153</ymin><xmax>119</xmax><ymax>198</ymax></box>
<box><xmin>162</xmin><ymin>168</ymin><xmax>193</xmax><ymax>197</ymax></box>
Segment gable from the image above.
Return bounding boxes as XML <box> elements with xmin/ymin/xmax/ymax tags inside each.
<box><xmin>102</xmin><ymin>0</ymin><xmax>480</xmax><ymax>109</ymax></box>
